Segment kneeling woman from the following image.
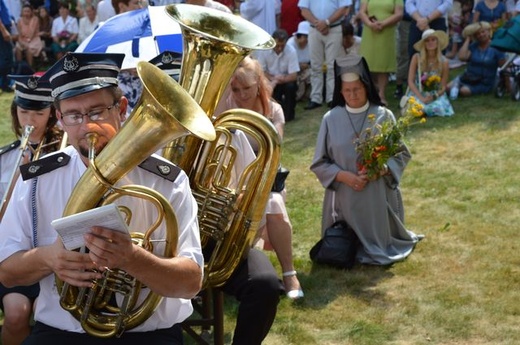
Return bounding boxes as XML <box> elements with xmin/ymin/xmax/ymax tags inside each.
<box><xmin>310</xmin><ymin>55</ymin><xmax>422</xmax><ymax>266</ymax></box>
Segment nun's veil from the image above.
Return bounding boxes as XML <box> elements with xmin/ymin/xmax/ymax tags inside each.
<box><xmin>330</xmin><ymin>54</ymin><xmax>383</xmax><ymax>108</ymax></box>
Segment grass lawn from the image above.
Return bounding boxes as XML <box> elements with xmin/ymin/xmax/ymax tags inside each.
<box><xmin>1</xmin><ymin>79</ymin><xmax>519</xmax><ymax>344</ymax></box>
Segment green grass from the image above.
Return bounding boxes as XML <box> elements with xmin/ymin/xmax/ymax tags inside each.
<box><xmin>1</xmin><ymin>81</ymin><xmax>519</xmax><ymax>344</ymax></box>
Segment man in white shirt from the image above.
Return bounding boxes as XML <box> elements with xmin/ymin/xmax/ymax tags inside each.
<box><xmin>236</xmin><ymin>0</ymin><xmax>281</xmax><ymax>36</ymax></box>
<box><xmin>96</xmin><ymin>0</ymin><xmax>116</xmax><ymax>22</ymax></box>
<box><xmin>298</xmin><ymin>0</ymin><xmax>351</xmax><ymax>109</ymax></box>
<box><xmin>0</xmin><ymin>52</ymin><xmax>208</xmax><ymax>344</ymax></box>
<box><xmin>78</xmin><ymin>4</ymin><xmax>100</xmax><ymax>43</ymax></box>
<box><xmin>257</xmin><ymin>28</ymin><xmax>300</xmax><ymax>121</ymax></box>
<box><xmin>287</xmin><ymin>20</ymin><xmax>311</xmax><ymax>101</ymax></box>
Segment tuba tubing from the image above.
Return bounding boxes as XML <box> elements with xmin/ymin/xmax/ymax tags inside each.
<box><xmin>197</xmin><ymin>110</ymin><xmax>281</xmax><ymax>287</ymax></box>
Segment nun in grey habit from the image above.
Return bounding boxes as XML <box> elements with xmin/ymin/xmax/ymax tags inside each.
<box><xmin>310</xmin><ymin>55</ymin><xmax>423</xmax><ymax>265</ymax></box>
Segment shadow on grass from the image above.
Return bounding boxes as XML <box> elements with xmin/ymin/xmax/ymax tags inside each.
<box><xmin>293</xmin><ymin>261</ymin><xmax>395</xmax><ymax>311</ymax></box>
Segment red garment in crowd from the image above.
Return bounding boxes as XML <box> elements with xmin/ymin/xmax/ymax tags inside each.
<box><xmin>280</xmin><ymin>0</ymin><xmax>304</xmax><ymax>36</ymax></box>
<box><xmin>216</xmin><ymin>0</ymin><xmax>235</xmax><ymax>12</ymax></box>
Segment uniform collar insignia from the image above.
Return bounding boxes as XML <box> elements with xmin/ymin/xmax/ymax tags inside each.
<box><xmin>157</xmin><ymin>164</ymin><xmax>171</xmax><ymax>175</ymax></box>
<box><xmin>28</xmin><ymin>165</ymin><xmax>41</xmax><ymax>174</ymax></box>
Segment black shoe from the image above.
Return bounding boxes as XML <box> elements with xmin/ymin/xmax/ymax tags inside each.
<box><xmin>327</xmin><ymin>101</ymin><xmax>333</xmax><ymax>108</ymax></box>
<box><xmin>393</xmin><ymin>87</ymin><xmax>403</xmax><ymax>99</ymax></box>
<box><xmin>304</xmin><ymin>101</ymin><xmax>321</xmax><ymax>110</ymax></box>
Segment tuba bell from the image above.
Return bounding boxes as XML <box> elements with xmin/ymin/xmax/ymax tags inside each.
<box><xmin>55</xmin><ymin>61</ymin><xmax>215</xmax><ymax>338</ymax></box>
<box><xmin>164</xmin><ymin>4</ymin><xmax>280</xmax><ymax>287</ymax></box>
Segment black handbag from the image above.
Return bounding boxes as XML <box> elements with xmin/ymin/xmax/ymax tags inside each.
<box><xmin>271</xmin><ymin>166</ymin><xmax>290</xmax><ymax>192</ymax></box>
<box><xmin>309</xmin><ymin>191</ymin><xmax>359</xmax><ymax>269</ymax></box>
<box><xmin>309</xmin><ymin>220</ymin><xmax>359</xmax><ymax>269</ymax></box>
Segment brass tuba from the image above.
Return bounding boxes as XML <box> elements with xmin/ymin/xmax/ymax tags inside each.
<box><xmin>55</xmin><ymin>61</ymin><xmax>215</xmax><ymax>338</ymax></box>
<box><xmin>164</xmin><ymin>4</ymin><xmax>280</xmax><ymax>287</ymax></box>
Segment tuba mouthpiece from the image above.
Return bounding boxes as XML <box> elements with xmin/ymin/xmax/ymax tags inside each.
<box><xmin>86</xmin><ymin>133</ymin><xmax>99</xmax><ymax>161</ymax></box>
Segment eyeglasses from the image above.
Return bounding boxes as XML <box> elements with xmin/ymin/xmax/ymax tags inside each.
<box><xmin>60</xmin><ymin>102</ymin><xmax>119</xmax><ymax>126</ymax></box>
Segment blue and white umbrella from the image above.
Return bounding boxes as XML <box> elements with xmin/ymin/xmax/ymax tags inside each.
<box><xmin>76</xmin><ymin>5</ymin><xmax>183</xmax><ymax>70</ymax></box>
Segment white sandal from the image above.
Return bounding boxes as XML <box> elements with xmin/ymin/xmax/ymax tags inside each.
<box><xmin>282</xmin><ymin>270</ymin><xmax>304</xmax><ymax>300</ymax></box>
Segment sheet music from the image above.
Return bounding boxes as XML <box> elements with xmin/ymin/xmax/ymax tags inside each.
<box><xmin>51</xmin><ymin>204</ymin><xmax>129</xmax><ymax>250</ymax></box>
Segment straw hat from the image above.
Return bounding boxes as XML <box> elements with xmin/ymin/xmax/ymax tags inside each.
<box><xmin>462</xmin><ymin>21</ymin><xmax>492</xmax><ymax>39</ymax></box>
<box><xmin>413</xmin><ymin>29</ymin><xmax>449</xmax><ymax>51</ymax></box>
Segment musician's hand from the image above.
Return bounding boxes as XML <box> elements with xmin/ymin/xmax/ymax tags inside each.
<box><xmin>84</xmin><ymin>226</ymin><xmax>135</xmax><ymax>272</ymax></box>
<box><xmin>51</xmin><ymin>238</ymin><xmax>101</xmax><ymax>287</ymax></box>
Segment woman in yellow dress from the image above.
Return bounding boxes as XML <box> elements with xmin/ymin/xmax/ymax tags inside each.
<box><xmin>358</xmin><ymin>0</ymin><xmax>404</xmax><ymax>106</ymax></box>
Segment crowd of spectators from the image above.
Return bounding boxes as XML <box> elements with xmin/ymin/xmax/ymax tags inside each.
<box><xmin>1</xmin><ymin>0</ymin><xmax>520</xmax><ymax>96</ymax></box>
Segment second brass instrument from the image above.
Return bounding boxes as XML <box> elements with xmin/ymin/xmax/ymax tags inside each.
<box><xmin>164</xmin><ymin>4</ymin><xmax>280</xmax><ymax>288</ymax></box>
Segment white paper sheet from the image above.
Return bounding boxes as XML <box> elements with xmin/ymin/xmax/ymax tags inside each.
<box><xmin>51</xmin><ymin>204</ymin><xmax>129</xmax><ymax>250</ymax></box>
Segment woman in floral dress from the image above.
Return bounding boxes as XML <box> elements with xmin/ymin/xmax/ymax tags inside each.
<box><xmin>407</xmin><ymin>29</ymin><xmax>454</xmax><ymax>117</ymax></box>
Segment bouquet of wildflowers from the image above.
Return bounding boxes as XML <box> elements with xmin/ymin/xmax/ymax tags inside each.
<box><xmin>421</xmin><ymin>72</ymin><xmax>441</xmax><ymax>93</ymax></box>
<box><xmin>355</xmin><ymin>97</ymin><xmax>425</xmax><ymax>179</ymax></box>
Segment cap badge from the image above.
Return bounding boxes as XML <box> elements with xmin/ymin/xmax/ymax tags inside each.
<box><xmin>161</xmin><ymin>52</ymin><xmax>174</xmax><ymax>65</ymax></box>
<box><xmin>27</xmin><ymin>77</ymin><xmax>39</xmax><ymax>90</ymax></box>
<box><xmin>63</xmin><ymin>55</ymin><xmax>80</xmax><ymax>73</ymax></box>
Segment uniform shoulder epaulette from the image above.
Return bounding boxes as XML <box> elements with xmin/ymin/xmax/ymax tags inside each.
<box><xmin>20</xmin><ymin>152</ymin><xmax>71</xmax><ymax>181</ymax></box>
<box><xmin>138</xmin><ymin>156</ymin><xmax>180</xmax><ymax>182</ymax></box>
<box><xmin>0</xmin><ymin>140</ymin><xmax>21</xmax><ymax>156</ymax></box>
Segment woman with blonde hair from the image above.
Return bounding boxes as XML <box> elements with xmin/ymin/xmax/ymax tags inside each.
<box><xmin>217</xmin><ymin>56</ymin><xmax>304</xmax><ymax>299</ymax></box>
<box><xmin>406</xmin><ymin>29</ymin><xmax>454</xmax><ymax>117</ymax></box>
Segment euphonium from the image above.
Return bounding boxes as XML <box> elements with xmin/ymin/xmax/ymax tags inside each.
<box><xmin>164</xmin><ymin>4</ymin><xmax>280</xmax><ymax>287</ymax></box>
<box><xmin>55</xmin><ymin>61</ymin><xmax>215</xmax><ymax>338</ymax></box>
